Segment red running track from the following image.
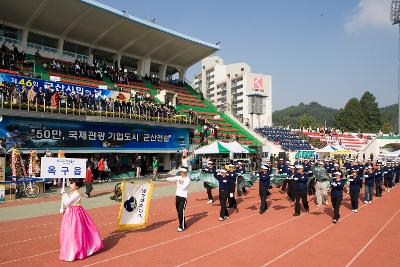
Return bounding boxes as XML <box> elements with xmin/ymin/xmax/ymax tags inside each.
<box><xmin>0</xmin><ymin>183</ymin><xmax>399</xmax><ymax>267</ymax></box>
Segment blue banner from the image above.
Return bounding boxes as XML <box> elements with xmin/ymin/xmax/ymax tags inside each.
<box><xmin>0</xmin><ymin>116</ymin><xmax>189</xmax><ymax>151</ymax></box>
<box><xmin>0</xmin><ymin>73</ymin><xmax>115</xmax><ymax>98</ymax></box>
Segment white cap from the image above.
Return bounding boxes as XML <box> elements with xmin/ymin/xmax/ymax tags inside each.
<box><xmin>261</xmin><ymin>165</ymin><xmax>269</xmax><ymax>170</ymax></box>
<box><xmin>180</xmin><ymin>167</ymin><xmax>188</xmax><ymax>172</ymax></box>
<box><xmin>220</xmin><ymin>169</ymin><xmax>227</xmax><ymax>173</ymax></box>
<box><xmin>334</xmin><ymin>171</ymin><xmax>341</xmax><ymax>176</ymax></box>
<box><xmin>367</xmin><ymin>166</ymin><xmax>373</xmax><ymax>169</ymax></box>
<box><xmin>207</xmin><ymin>160</ymin><xmax>213</xmax><ymax>164</ymax></box>
<box><xmin>279</xmin><ymin>158</ymin><xmax>283</xmax><ymax>161</ymax></box>
<box><xmin>334</xmin><ymin>163</ymin><xmax>339</xmax><ymax>167</ymax></box>
<box><xmin>237</xmin><ymin>161</ymin><xmax>243</xmax><ymax>165</ymax></box>
<box><xmin>286</xmin><ymin>160</ymin><xmax>291</xmax><ymax>163</ymax></box>
<box><xmin>296</xmin><ymin>165</ymin><xmax>304</xmax><ymax>169</ymax></box>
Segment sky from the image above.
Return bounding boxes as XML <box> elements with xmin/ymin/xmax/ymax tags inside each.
<box><xmin>97</xmin><ymin>0</ymin><xmax>398</xmax><ymax>111</ymax></box>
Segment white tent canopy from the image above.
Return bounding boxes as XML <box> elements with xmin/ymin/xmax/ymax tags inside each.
<box><xmin>193</xmin><ymin>141</ymin><xmax>254</xmax><ymax>155</ymax></box>
<box><xmin>222</xmin><ymin>141</ymin><xmax>250</xmax><ymax>153</ymax></box>
<box><xmin>193</xmin><ymin>141</ymin><xmax>230</xmax><ymax>155</ymax></box>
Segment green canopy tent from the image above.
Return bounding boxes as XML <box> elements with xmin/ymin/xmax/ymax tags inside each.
<box><xmin>193</xmin><ymin>141</ymin><xmax>230</xmax><ymax>154</ymax></box>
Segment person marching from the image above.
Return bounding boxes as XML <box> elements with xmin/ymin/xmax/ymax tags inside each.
<box><xmin>293</xmin><ymin>165</ymin><xmax>309</xmax><ymax>216</ymax></box>
<box><xmin>59</xmin><ymin>179</ymin><xmax>103</xmax><ymax>261</ymax></box>
<box><xmin>330</xmin><ymin>171</ymin><xmax>347</xmax><ymax>223</ymax></box>
<box><xmin>236</xmin><ymin>162</ymin><xmax>247</xmax><ymax>196</ymax></box>
<box><xmin>257</xmin><ymin>165</ymin><xmax>271</xmax><ymax>214</ymax></box>
<box><xmin>164</xmin><ymin>167</ymin><xmax>191</xmax><ymax>232</ymax></box>
<box><xmin>280</xmin><ymin>160</ymin><xmax>291</xmax><ymax>193</ymax></box>
<box><xmin>203</xmin><ymin>160</ymin><xmax>216</xmax><ymax>204</ymax></box>
<box><xmin>383</xmin><ymin>162</ymin><xmax>394</xmax><ymax>192</ymax></box>
<box><xmin>227</xmin><ymin>164</ymin><xmax>238</xmax><ymax>209</ymax></box>
<box><xmin>374</xmin><ymin>162</ymin><xmax>384</xmax><ymax>197</ymax></box>
<box><xmin>214</xmin><ymin>168</ymin><xmax>231</xmax><ymax>221</ymax></box>
<box><xmin>313</xmin><ymin>162</ymin><xmax>329</xmax><ymax>206</ymax></box>
<box><xmin>277</xmin><ymin>158</ymin><xmax>286</xmax><ymax>193</ymax></box>
<box><xmin>348</xmin><ymin>169</ymin><xmax>362</xmax><ymax>212</ymax></box>
<box><xmin>286</xmin><ymin>165</ymin><xmax>296</xmax><ymax>203</ymax></box>
<box><xmin>364</xmin><ymin>166</ymin><xmax>375</xmax><ymax>204</ymax></box>
<box><xmin>307</xmin><ymin>161</ymin><xmax>316</xmax><ymax>196</ymax></box>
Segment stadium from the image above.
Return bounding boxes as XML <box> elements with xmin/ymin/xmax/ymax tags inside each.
<box><xmin>1</xmin><ymin>0</ymin><xmax>400</xmax><ymax>266</ymax></box>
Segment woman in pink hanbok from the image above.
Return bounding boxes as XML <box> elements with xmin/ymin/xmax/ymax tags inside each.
<box><xmin>59</xmin><ymin>179</ymin><xmax>103</xmax><ymax>262</ymax></box>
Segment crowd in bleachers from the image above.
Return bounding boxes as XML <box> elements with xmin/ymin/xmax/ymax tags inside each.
<box><xmin>0</xmin><ymin>42</ymin><xmax>32</xmax><ymax>71</ymax></box>
<box><xmin>256</xmin><ymin>126</ymin><xmax>313</xmax><ymax>151</ymax></box>
<box><xmin>0</xmin><ymin>81</ymin><xmax>184</xmax><ymax>122</ymax></box>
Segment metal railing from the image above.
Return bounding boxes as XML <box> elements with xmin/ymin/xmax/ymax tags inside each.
<box><xmin>0</xmin><ymin>92</ymin><xmax>199</xmax><ymax>126</ymax></box>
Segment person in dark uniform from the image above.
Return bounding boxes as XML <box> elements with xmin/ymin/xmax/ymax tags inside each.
<box><xmin>348</xmin><ymin>169</ymin><xmax>362</xmax><ymax>213</ymax></box>
<box><xmin>383</xmin><ymin>162</ymin><xmax>394</xmax><ymax>191</ymax></box>
<box><xmin>344</xmin><ymin>158</ymin><xmax>352</xmax><ymax>175</ymax></box>
<box><xmin>395</xmin><ymin>161</ymin><xmax>400</xmax><ymax>185</ymax></box>
<box><xmin>276</xmin><ymin>158</ymin><xmax>285</xmax><ymax>189</ymax></box>
<box><xmin>293</xmin><ymin>165</ymin><xmax>309</xmax><ymax>216</ymax></box>
<box><xmin>280</xmin><ymin>160</ymin><xmax>291</xmax><ymax>193</ymax></box>
<box><xmin>202</xmin><ymin>160</ymin><xmax>216</xmax><ymax>204</ymax></box>
<box><xmin>213</xmin><ymin>169</ymin><xmax>230</xmax><ymax>221</ymax></box>
<box><xmin>286</xmin><ymin>165</ymin><xmax>296</xmax><ymax>203</ymax></box>
<box><xmin>227</xmin><ymin>164</ymin><xmax>237</xmax><ymax>209</ymax></box>
<box><xmin>330</xmin><ymin>171</ymin><xmax>346</xmax><ymax>223</ymax></box>
<box><xmin>307</xmin><ymin>161</ymin><xmax>316</xmax><ymax>196</ymax></box>
<box><xmin>356</xmin><ymin>159</ymin><xmax>365</xmax><ymax>190</ymax></box>
<box><xmin>374</xmin><ymin>162</ymin><xmax>384</xmax><ymax>197</ymax></box>
<box><xmin>257</xmin><ymin>165</ymin><xmax>271</xmax><ymax>214</ymax></box>
<box><xmin>364</xmin><ymin>166</ymin><xmax>375</xmax><ymax>203</ymax></box>
<box><xmin>235</xmin><ymin>162</ymin><xmax>247</xmax><ymax>196</ymax></box>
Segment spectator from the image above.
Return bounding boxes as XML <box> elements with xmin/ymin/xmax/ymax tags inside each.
<box><xmin>134</xmin><ymin>156</ymin><xmax>142</xmax><ymax>178</ymax></box>
<box><xmin>84</xmin><ymin>164</ymin><xmax>93</xmax><ymax>198</ymax></box>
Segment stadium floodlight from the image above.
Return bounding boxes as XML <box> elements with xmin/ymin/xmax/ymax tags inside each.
<box><xmin>391</xmin><ymin>0</ymin><xmax>400</xmax><ymax>134</ymax></box>
<box><xmin>391</xmin><ymin>0</ymin><xmax>400</xmax><ymax>24</ymax></box>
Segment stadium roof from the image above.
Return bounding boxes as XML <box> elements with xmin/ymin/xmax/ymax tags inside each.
<box><xmin>0</xmin><ymin>0</ymin><xmax>220</xmax><ymax>68</ymax></box>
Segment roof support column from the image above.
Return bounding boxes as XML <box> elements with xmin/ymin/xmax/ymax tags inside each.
<box><xmin>113</xmin><ymin>54</ymin><xmax>122</xmax><ymax>69</ymax></box>
<box><xmin>88</xmin><ymin>49</ymin><xmax>94</xmax><ymax>65</ymax></box>
<box><xmin>179</xmin><ymin>68</ymin><xmax>187</xmax><ymax>81</ymax></box>
<box><xmin>58</xmin><ymin>39</ymin><xmax>64</xmax><ymax>57</ymax></box>
<box><xmin>159</xmin><ymin>64</ymin><xmax>167</xmax><ymax>81</ymax></box>
<box><xmin>21</xmin><ymin>28</ymin><xmax>28</xmax><ymax>50</ymax></box>
<box><xmin>138</xmin><ymin>57</ymin><xmax>151</xmax><ymax>77</ymax></box>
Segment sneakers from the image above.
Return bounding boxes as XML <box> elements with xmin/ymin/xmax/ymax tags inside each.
<box><xmin>333</xmin><ymin>219</ymin><xmax>337</xmax><ymax>224</ymax></box>
<box><xmin>177</xmin><ymin>227</ymin><xmax>184</xmax><ymax>232</ymax></box>
<box><xmin>207</xmin><ymin>199</ymin><xmax>213</xmax><ymax>204</ymax></box>
<box><xmin>224</xmin><ymin>216</ymin><xmax>230</xmax><ymax>220</ymax></box>
<box><xmin>369</xmin><ymin>201</ymin><xmax>372</xmax><ymax>204</ymax></box>
<box><xmin>351</xmin><ymin>210</ymin><xmax>355</xmax><ymax>212</ymax></box>
<box><xmin>293</xmin><ymin>213</ymin><xmax>300</xmax><ymax>216</ymax></box>
<box><xmin>218</xmin><ymin>217</ymin><xmax>224</xmax><ymax>221</ymax></box>
<box><xmin>364</xmin><ymin>200</ymin><xmax>368</xmax><ymax>204</ymax></box>
<box><xmin>355</xmin><ymin>209</ymin><xmax>358</xmax><ymax>213</ymax></box>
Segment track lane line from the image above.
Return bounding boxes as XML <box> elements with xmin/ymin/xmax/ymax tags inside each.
<box><xmin>344</xmin><ymin>208</ymin><xmax>400</xmax><ymax>267</ymax></box>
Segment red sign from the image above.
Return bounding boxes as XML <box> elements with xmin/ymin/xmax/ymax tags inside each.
<box><xmin>253</xmin><ymin>77</ymin><xmax>263</xmax><ymax>91</ymax></box>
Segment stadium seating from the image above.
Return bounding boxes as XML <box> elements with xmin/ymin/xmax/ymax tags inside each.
<box><xmin>256</xmin><ymin>127</ymin><xmax>313</xmax><ymax>151</ymax></box>
<box><xmin>303</xmin><ymin>131</ymin><xmax>367</xmax><ymax>150</ymax></box>
<box><xmin>0</xmin><ymin>51</ymin><xmax>260</xmax><ymax>146</ymax></box>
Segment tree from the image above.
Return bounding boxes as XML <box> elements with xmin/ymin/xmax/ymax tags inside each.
<box><xmin>334</xmin><ymin>98</ymin><xmax>365</xmax><ymax>132</ymax></box>
<box><xmin>360</xmin><ymin>91</ymin><xmax>381</xmax><ymax>132</ymax></box>
<box><xmin>298</xmin><ymin>114</ymin><xmax>319</xmax><ymax>129</ymax></box>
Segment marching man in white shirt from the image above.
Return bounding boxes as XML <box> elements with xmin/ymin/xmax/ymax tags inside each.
<box><xmin>164</xmin><ymin>167</ymin><xmax>191</xmax><ymax>232</ymax></box>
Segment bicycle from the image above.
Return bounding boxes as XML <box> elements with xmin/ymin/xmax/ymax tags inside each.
<box><xmin>15</xmin><ymin>179</ymin><xmax>40</xmax><ymax>198</ymax></box>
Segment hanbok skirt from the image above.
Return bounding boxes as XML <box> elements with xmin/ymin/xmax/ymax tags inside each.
<box><xmin>59</xmin><ymin>206</ymin><xmax>104</xmax><ymax>261</ymax></box>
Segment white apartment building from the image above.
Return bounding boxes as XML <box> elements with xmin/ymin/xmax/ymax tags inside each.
<box><xmin>193</xmin><ymin>56</ymin><xmax>272</xmax><ymax>128</ymax></box>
